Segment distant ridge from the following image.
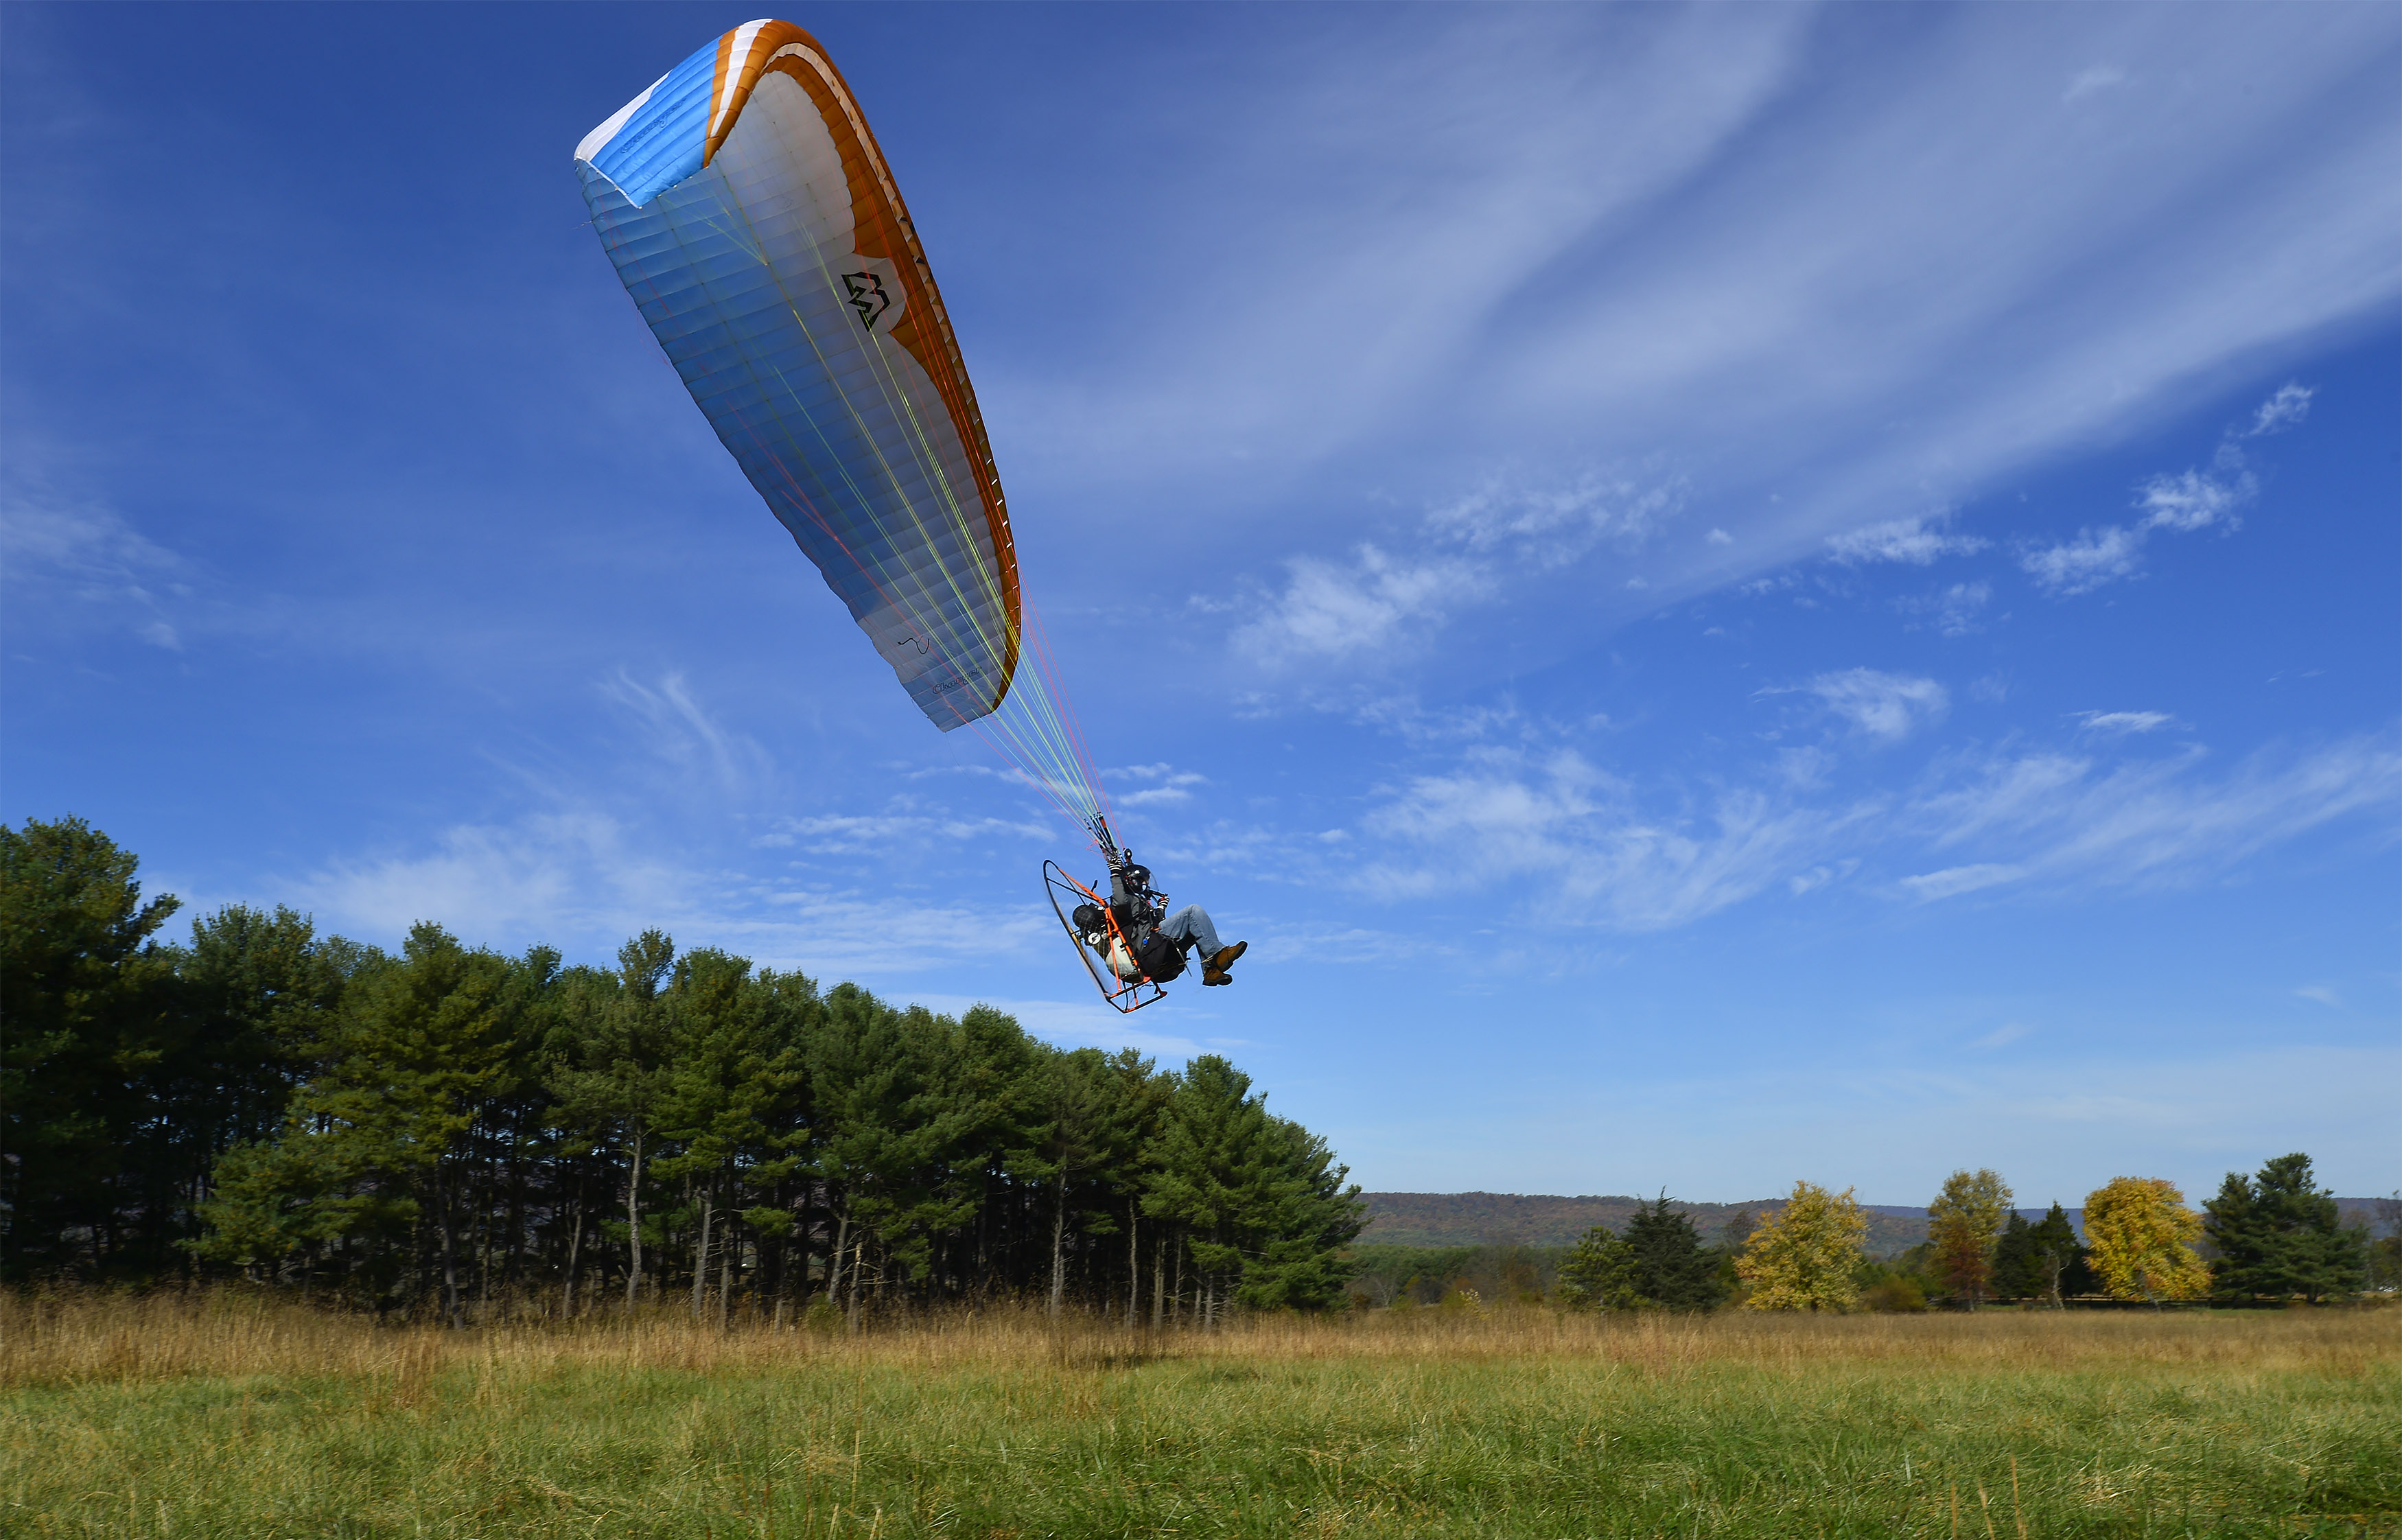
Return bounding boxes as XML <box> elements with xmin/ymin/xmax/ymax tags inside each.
<box><xmin>1356</xmin><ymin>1191</ymin><xmax>2393</xmax><ymax>1257</ymax></box>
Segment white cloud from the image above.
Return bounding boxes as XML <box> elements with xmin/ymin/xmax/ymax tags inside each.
<box><xmin>1707</xmin><ymin>528</ymin><xmax>1734</xmax><ymax>546</ymax></box>
<box><xmin>1353</xmin><ymin>747</ymin><xmax>1871</xmax><ymax>931</ymax></box>
<box><xmin>2022</xmin><ymin>380</ymin><xmax>2296</xmax><ymax>595</ymax></box>
<box><xmin>1899</xmin><ymin>862</ymin><xmax>2027</xmax><ymax>901</ymax></box>
<box><xmin>1826</xmin><ymin>516</ymin><xmax>1988</xmax><ymax>566</ymax></box>
<box><xmin>1233</xmin><ymin>545</ymin><xmax>1486</xmax><ymax>669</ymax></box>
<box><xmin>601</xmin><ymin>670</ymin><xmax>771</xmax><ymax>795</ymax></box>
<box><xmin>1336</xmin><ymin>723</ymin><xmax>2399</xmax><ymax>933</ymax></box>
<box><xmin>1903</xmin><ymin>733</ymin><xmax>2402</xmax><ymax>898</ymax></box>
<box><xmin>2136</xmin><ymin>467</ymin><xmax>2250</xmax><ymax>533</ymax></box>
<box><xmin>1803</xmin><ymin>668</ymin><xmax>1949</xmax><ymax>742</ymax></box>
<box><xmin>2071</xmin><ymin>710</ymin><xmax>2176</xmax><ymax>736</ymax></box>
<box><xmin>1106</xmin><ymin>763</ymin><xmax>1207</xmax><ymax>808</ymax></box>
<box><xmin>0</xmin><ymin>487</ymin><xmax>189</xmax><ymax>648</ymax></box>
<box><xmin>2294</xmin><ymin>984</ymin><xmax>2342</xmax><ymax>1009</ymax></box>
<box><xmin>299</xmin><ymin>805</ymin><xmax>1056</xmax><ymax>978</ymax></box>
<box><xmin>2246</xmin><ymin>382</ymin><xmax>2313</xmax><ymax>436</ymax></box>
<box><xmin>1427</xmin><ymin>471</ymin><xmax>1684</xmax><ymax>567</ymax></box>
<box><xmin>763</xmin><ymin>806</ymin><xmax>1052</xmax><ymax>854</ymax></box>
<box><xmin>1896</xmin><ymin>581</ymin><xmax>1991</xmax><ymax>637</ymax></box>
<box><xmin>2063</xmin><ymin>65</ymin><xmax>2130</xmax><ymax>104</ymax></box>
<box><xmin>2021</xmin><ymin>524</ymin><xmax>2145</xmax><ymax>595</ymax></box>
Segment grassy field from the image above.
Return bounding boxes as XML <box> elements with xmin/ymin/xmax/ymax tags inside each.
<box><xmin>2</xmin><ymin>1292</ymin><xmax>2394</xmax><ymax>1538</ymax></box>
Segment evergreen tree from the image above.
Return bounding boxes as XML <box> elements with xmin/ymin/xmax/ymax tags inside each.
<box><xmin>2203</xmin><ymin>1152</ymin><xmax>2366</xmax><ymax>1303</ymax></box>
<box><xmin>1556</xmin><ymin>1225</ymin><xmax>1641</xmax><ymax>1309</ymax></box>
<box><xmin>1987</xmin><ymin>1212</ymin><xmax>2040</xmax><ymax>1301</ymax></box>
<box><xmin>1143</xmin><ymin>1056</ymin><xmax>1363</xmax><ymax>1322</ymax></box>
<box><xmin>1</xmin><ymin>816</ymin><xmax>183</xmax><ymax>1278</ymax></box>
<box><xmin>9</xmin><ymin>821</ymin><xmax>1367</xmax><ymax>1320</ymax></box>
<box><xmin>1608</xmin><ymin>1194</ymin><xmax>1731</xmax><ymax>1309</ymax></box>
<box><xmin>2008</xmin><ymin>1203</ymin><xmax>2094</xmax><ymax>1304</ymax></box>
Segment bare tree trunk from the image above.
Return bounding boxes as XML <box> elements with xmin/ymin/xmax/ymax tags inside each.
<box><xmin>625</xmin><ymin>1127</ymin><xmax>645</xmax><ymax>1311</ymax></box>
<box><xmin>846</xmin><ymin>1235</ymin><xmax>864</xmax><ymax>1336</ymax></box>
<box><xmin>719</xmin><ymin>1229</ymin><xmax>734</xmax><ymax>1331</ymax></box>
<box><xmin>1128</xmin><ymin>1200</ymin><xmax>1139</xmax><ymax>1328</ymax></box>
<box><xmin>1049</xmin><ymin>1170</ymin><xmax>1069</xmax><ymax>1318</ymax></box>
<box><xmin>436</xmin><ymin>1165</ymin><xmax>463</xmax><ymax>1329</ymax></box>
<box><xmin>1152</xmin><ymin>1235</ymin><xmax>1166</xmax><ymax>1328</ymax></box>
<box><xmin>691</xmin><ymin>1184</ymin><xmax>714</xmax><ymax>1320</ymax></box>
<box><xmin>1170</xmin><ymin>1241</ymin><xmax>1182</xmax><ymax>1325</ymax></box>
<box><xmin>563</xmin><ymin>1193</ymin><xmax>584</xmax><ymax>1319</ymax></box>
<box><xmin>827</xmin><ymin>1211</ymin><xmax>850</xmax><ymax>1305</ymax></box>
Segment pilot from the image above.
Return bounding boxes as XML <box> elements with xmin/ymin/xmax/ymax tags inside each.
<box><xmin>1108</xmin><ymin>862</ymin><xmax>1247</xmax><ymax>987</ymax></box>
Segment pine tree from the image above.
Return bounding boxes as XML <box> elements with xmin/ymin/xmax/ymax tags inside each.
<box><xmin>2204</xmin><ymin>1153</ymin><xmax>2366</xmax><ymax>1303</ymax></box>
<box><xmin>1987</xmin><ymin>1212</ymin><xmax>2040</xmax><ymax>1301</ymax></box>
<box><xmin>1616</xmin><ymin>1194</ymin><xmax>1729</xmax><ymax>1309</ymax></box>
<box><xmin>0</xmin><ymin>816</ymin><xmax>183</xmax><ymax>1278</ymax></box>
<box><xmin>1556</xmin><ymin>1225</ymin><xmax>1641</xmax><ymax>1309</ymax></box>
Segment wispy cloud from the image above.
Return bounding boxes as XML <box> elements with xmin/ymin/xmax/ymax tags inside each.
<box><xmin>1353</xmin><ymin>746</ymin><xmax>1871</xmax><ymax>932</ymax></box>
<box><xmin>2071</xmin><ymin>710</ymin><xmax>2177</xmax><ymax>736</ymax></box>
<box><xmin>1901</xmin><ymin>733</ymin><xmax>2402</xmax><ymax>899</ymax></box>
<box><xmin>1106</xmin><ymin>763</ymin><xmax>1208</xmax><ymax>808</ymax></box>
<box><xmin>1427</xmin><ymin>471</ymin><xmax>1685</xmax><ymax>568</ymax></box>
<box><xmin>762</xmin><ymin>804</ymin><xmax>1052</xmax><ymax>854</ymax></box>
<box><xmin>2022</xmin><ymin>382</ymin><xmax>2296</xmax><ymax>595</ymax></box>
<box><xmin>2063</xmin><ymin>65</ymin><xmax>2130</xmax><ymax>104</ymax></box>
<box><xmin>1338</xmin><ymin>725</ymin><xmax>2399</xmax><ymax>933</ymax></box>
<box><xmin>2021</xmin><ymin>524</ymin><xmax>2145</xmax><ymax>596</ymax></box>
<box><xmin>0</xmin><ymin>485</ymin><xmax>189</xmax><ymax>648</ymax></box>
<box><xmin>601</xmin><ymin>670</ymin><xmax>771</xmax><ymax>795</ymax></box>
<box><xmin>1803</xmin><ymin>668</ymin><xmax>1949</xmax><ymax>743</ymax></box>
<box><xmin>2246</xmin><ymin>382</ymin><xmax>2313</xmax><ymax>436</ymax></box>
<box><xmin>1828</xmin><ymin>516</ymin><xmax>1988</xmax><ymax>567</ymax></box>
<box><xmin>1234</xmin><ymin>467</ymin><xmax>1683</xmax><ymax>676</ymax></box>
<box><xmin>2294</xmin><ymin>984</ymin><xmax>2342</xmax><ymax>1010</ymax></box>
<box><xmin>299</xmin><ymin>804</ymin><xmax>1055</xmax><ymax>978</ymax></box>
<box><xmin>2134</xmin><ymin>466</ymin><xmax>2250</xmax><ymax>534</ymax></box>
<box><xmin>1896</xmin><ymin>581</ymin><xmax>1992</xmax><ymax>637</ymax></box>
<box><xmin>1234</xmin><ymin>545</ymin><xmax>1486</xmax><ymax>670</ymax></box>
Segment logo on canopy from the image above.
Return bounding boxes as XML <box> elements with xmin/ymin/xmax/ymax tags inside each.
<box><xmin>843</xmin><ymin>271</ymin><xmax>892</xmax><ymax>331</ymax></box>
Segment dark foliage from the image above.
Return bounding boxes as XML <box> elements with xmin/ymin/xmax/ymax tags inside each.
<box><xmin>1557</xmin><ymin>1195</ymin><xmax>1730</xmax><ymax>1311</ymax></box>
<box><xmin>1</xmin><ymin>817</ymin><xmax>1364</xmax><ymax>1318</ymax></box>
<box><xmin>2204</xmin><ymin>1154</ymin><xmax>2367</xmax><ymax>1303</ymax></box>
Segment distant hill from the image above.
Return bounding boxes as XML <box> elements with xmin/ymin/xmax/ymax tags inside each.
<box><xmin>1356</xmin><ymin>1193</ymin><xmax>2394</xmax><ymax>1258</ymax></box>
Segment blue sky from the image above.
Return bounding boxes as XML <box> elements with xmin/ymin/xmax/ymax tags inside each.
<box><xmin>5</xmin><ymin>3</ymin><xmax>2396</xmax><ymax>1206</ymax></box>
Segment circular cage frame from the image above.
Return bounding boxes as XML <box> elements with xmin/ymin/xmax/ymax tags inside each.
<box><xmin>1043</xmin><ymin>860</ymin><xmax>1168</xmax><ymax>1014</ymax></box>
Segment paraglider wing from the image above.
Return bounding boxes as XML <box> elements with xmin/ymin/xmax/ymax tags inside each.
<box><xmin>575</xmin><ymin>20</ymin><xmax>1019</xmax><ymax>730</ymax></box>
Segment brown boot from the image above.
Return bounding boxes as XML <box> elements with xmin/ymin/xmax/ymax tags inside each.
<box><xmin>1206</xmin><ymin>941</ymin><xmax>1247</xmax><ymax>972</ymax></box>
<box><xmin>1202</xmin><ymin>968</ymin><xmax>1233</xmax><ymax>986</ymax></box>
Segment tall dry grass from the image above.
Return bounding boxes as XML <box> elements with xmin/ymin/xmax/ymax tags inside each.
<box><xmin>5</xmin><ymin>1285</ymin><xmax>2390</xmax><ymax>1388</ymax></box>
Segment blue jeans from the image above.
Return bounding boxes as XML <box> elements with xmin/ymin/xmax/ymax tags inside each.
<box><xmin>1157</xmin><ymin>905</ymin><xmax>1224</xmax><ymax>961</ymax></box>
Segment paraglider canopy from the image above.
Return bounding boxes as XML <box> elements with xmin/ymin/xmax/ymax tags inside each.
<box><xmin>576</xmin><ymin>19</ymin><xmax>1021</xmax><ymax>733</ymax></box>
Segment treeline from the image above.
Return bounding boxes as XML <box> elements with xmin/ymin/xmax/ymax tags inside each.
<box><xmin>1357</xmin><ymin>1167</ymin><xmax>2398</xmax><ymax>1315</ymax></box>
<box><xmin>1</xmin><ymin>817</ymin><xmax>1364</xmax><ymax>1322</ymax></box>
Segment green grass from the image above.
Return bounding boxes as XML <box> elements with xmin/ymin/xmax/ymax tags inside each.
<box><xmin>3</xmin><ymin>1294</ymin><xmax>2395</xmax><ymax>1537</ymax></box>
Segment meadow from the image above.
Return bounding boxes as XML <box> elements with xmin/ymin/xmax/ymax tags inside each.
<box><xmin>2</xmin><ymin>1292</ymin><xmax>2394</xmax><ymax>1539</ymax></box>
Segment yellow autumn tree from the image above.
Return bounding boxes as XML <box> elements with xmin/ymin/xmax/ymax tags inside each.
<box><xmin>2082</xmin><ymin>1176</ymin><xmax>2209</xmax><ymax>1302</ymax></box>
<box><xmin>1738</xmin><ymin>1180</ymin><xmax>1867</xmax><ymax>1311</ymax></box>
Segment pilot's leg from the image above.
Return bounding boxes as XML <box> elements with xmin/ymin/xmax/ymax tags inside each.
<box><xmin>1161</xmin><ymin>904</ymin><xmax>1221</xmax><ymax>958</ymax></box>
